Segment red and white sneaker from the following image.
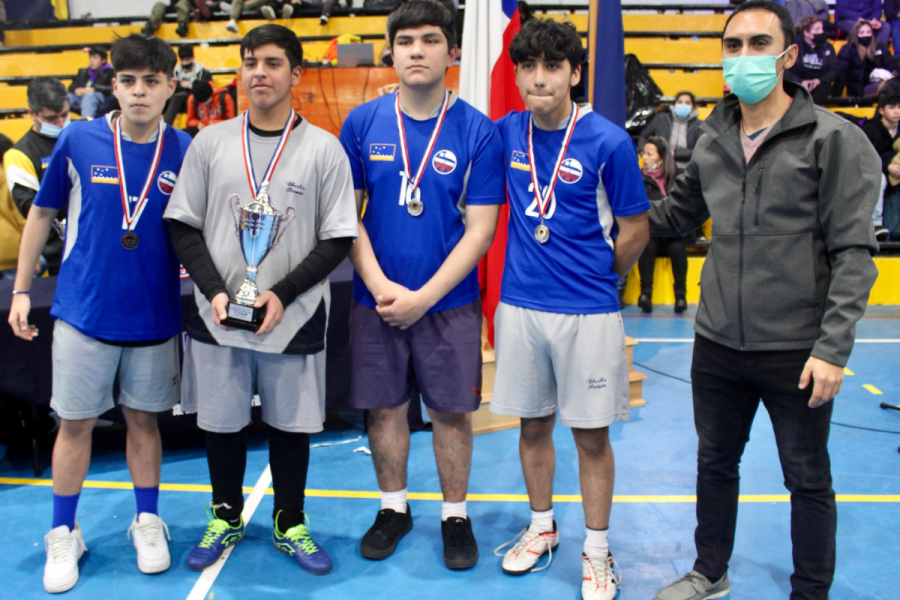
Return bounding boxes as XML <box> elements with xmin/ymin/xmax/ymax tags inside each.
<box><xmin>582</xmin><ymin>551</ymin><xmax>621</xmax><ymax>600</ymax></box>
<box><xmin>494</xmin><ymin>522</ymin><xmax>559</xmax><ymax>575</ymax></box>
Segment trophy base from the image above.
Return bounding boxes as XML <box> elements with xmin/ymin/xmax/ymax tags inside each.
<box><xmin>221</xmin><ymin>301</ymin><xmax>267</xmax><ymax>332</ymax></box>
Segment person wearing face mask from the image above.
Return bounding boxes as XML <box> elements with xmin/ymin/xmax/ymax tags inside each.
<box><xmin>3</xmin><ymin>77</ymin><xmax>69</xmax><ymax>275</ymax></box>
<box><xmin>786</xmin><ymin>16</ymin><xmax>839</xmax><ymax>103</ymax></box>
<box><xmin>649</xmin><ymin>2</ymin><xmax>880</xmax><ymax>600</ymax></box>
<box><xmin>835</xmin><ymin>0</ymin><xmax>892</xmax><ymax>44</ymax></box>
<box><xmin>638</xmin><ymin>91</ymin><xmax>702</xmax><ymax>173</ymax></box>
<box><xmin>837</xmin><ymin>20</ymin><xmax>898</xmax><ymax>97</ymax></box>
<box><xmin>637</xmin><ymin>137</ymin><xmax>689</xmax><ymax>314</ymax></box>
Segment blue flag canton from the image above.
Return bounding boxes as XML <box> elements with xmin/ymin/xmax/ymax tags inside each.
<box><xmin>510</xmin><ymin>150</ymin><xmax>530</xmax><ymax>172</ymax></box>
<box><xmin>41</xmin><ymin>157</ymin><xmax>51</xmax><ymax>170</ymax></box>
<box><xmin>91</xmin><ymin>165</ymin><xmax>119</xmax><ymax>184</ymax></box>
<box><xmin>369</xmin><ymin>143</ymin><xmax>396</xmax><ymax>162</ymax></box>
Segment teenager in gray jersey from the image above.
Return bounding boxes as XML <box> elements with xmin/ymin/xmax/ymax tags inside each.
<box><xmin>164</xmin><ymin>25</ymin><xmax>357</xmax><ymax>575</ymax></box>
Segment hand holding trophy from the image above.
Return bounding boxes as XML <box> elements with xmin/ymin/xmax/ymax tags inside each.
<box><xmin>222</xmin><ymin>183</ymin><xmax>295</xmax><ymax>331</ymax></box>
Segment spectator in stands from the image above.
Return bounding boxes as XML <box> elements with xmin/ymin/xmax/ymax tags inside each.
<box><xmin>637</xmin><ymin>136</ymin><xmax>689</xmax><ymax>314</ymax></box>
<box><xmin>0</xmin><ymin>0</ymin><xmax>6</xmax><ymax>46</ymax></box>
<box><xmin>184</xmin><ymin>79</ymin><xmax>235</xmax><ymax>136</ymax></box>
<box><xmin>144</xmin><ymin>0</ymin><xmax>212</xmax><ymax>37</ymax></box>
<box><xmin>267</xmin><ymin>1</ymin><xmax>303</xmax><ymax>19</ymax></box>
<box><xmin>638</xmin><ymin>91</ymin><xmax>702</xmax><ymax>173</ymax></box>
<box><xmin>787</xmin><ymin>0</ymin><xmax>839</xmax><ymax>38</ymax></box>
<box><xmin>0</xmin><ymin>134</ymin><xmax>22</xmax><ymax>278</ymax></box>
<box><xmin>885</xmin><ymin>0</ymin><xmax>900</xmax><ymax>56</ymax></box>
<box><xmin>218</xmin><ymin>1</ymin><xmax>276</xmax><ymax>33</ymax></box>
<box><xmin>68</xmin><ymin>46</ymin><xmax>113</xmax><ymax>119</ymax></box>
<box><xmin>164</xmin><ymin>44</ymin><xmax>211</xmax><ymax>124</ymax></box>
<box><xmin>787</xmin><ymin>16</ymin><xmax>839</xmax><ymax>103</ymax></box>
<box><xmin>835</xmin><ymin>0</ymin><xmax>892</xmax><ymax>44</ymax></box>
<box><xmin>837</xmin><ymin>21</ymin><xmax>898</xmax><ymax>96</ymax></box>
<box><xmin>863</xmin><ymin>91</ymin><xmax>900</xmax><ymax>239</ymax></box>
<box><xmin>4</xmin><ymin>77</ymin><xmax>69</xmax><ymax>275</ymax></box>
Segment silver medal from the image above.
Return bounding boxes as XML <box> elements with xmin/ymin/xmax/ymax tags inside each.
<box><xmin>407</xmin><ymin>198</ymin><xmax>424</xmax><ymax>217</ymax></box>
<box><xmin>534</xmin><ymin>223</ymin><xmax>550</xmax><ymax>244</ymax></box>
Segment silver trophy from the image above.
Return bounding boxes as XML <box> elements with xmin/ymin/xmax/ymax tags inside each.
<box><xmin>222</xmin><ymin>183</ymin><xmax>295</xmax><ymax>331</ymax></box>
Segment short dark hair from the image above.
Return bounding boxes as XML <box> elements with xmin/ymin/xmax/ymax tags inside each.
<box><xmin>509</xmin><ymin>18</ymin><xmax>584</xmax><ymax>72</ymax></box>
<box><xmin>878</xmin><ymin>91</ymin><xmax>900</xmax><ymax>109</ymax></box>
<box><xmin>88</xmin><ymin>46</ymin><xmax>108</xmax><ymax>61</ymax></box>
<box><xmin>240</xmin><ymin>24</ymin><xmax>303</xmax><ymax>70</ymax></box>
<box><xmin>674</xmin><ymin>90</ymin><xmax>696</xmax><ymax>106</ymax></box>
<box><xmin>110</xmin><ymin>34</ymin><xmax>178</xmax><ymax>77</ymax></box>
<box><xmin>724</xmin><ymin>0</ymin><xmax>796</xmax><ymax>51</ymax></box>
<box><xmin>388</xmin><ymin>1</ymin><xmax>457</xmax><ymax>49</ymax></box>
<box><xmin>27</xmin><ymin>77</ymin><xmax>69</xmax><ymax>113</ymax></box>
<box><xmin>178</xmin><ymin>44</ymin><xmax>194</xmax><ymax>59</ymax></box>
<box><xmin>0</xmin><ymin>134</ymin><xmax>14</xmax><ymax>158</ymax></box>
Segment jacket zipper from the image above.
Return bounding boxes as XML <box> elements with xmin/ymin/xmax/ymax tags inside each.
<box><xmin>739</xmin><ymin>177</ymin><xmax>746</xmax><ymax>350</ymax></box>
<box><xmin>754</xmin><ymin>166</ymin><xmax>764</xmax><ymax>227</ymax></box>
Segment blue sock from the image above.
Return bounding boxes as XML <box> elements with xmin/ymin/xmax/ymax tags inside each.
<box><xmin>52</xmin><ymin>493</ymin><xmax>80</xmax><ymax>531</ymax></box>
<box><xmin>134</xmin><ymin>486</ymin><xmax>160</xmax><ymax>516</ymax></box>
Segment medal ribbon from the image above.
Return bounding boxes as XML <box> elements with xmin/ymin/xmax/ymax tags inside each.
<box><xmin>241</xmin><ymin>110</ymin><xmax>297</xmax><ymax>199</ymax></box>
<box><xmin>114</xmin><ymin>116</ymin><xmax>165</xmax><ymax>232</ymax></box>
<box><xmin>395</xmin><ymin>90</ymin><xmax>450</xmax><ymax>194</ymax></box>
<box><xmin>527</xmin><ymin>102</ymin><xmax>578</xmax><ymax>220</ymax></box>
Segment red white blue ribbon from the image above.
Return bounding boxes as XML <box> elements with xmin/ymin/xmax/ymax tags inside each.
<box><xmin>527</xmin><ymin>102</ymin><xmax>578</xmax><ymax>219</ymax></box>
<box><xmin>241</xmin><ymin>110</ymin><xmax>296</xmax><ymax>199</ymax></box>
<box><xmin>114</xmin><ymin>117</ymin><xmax>164</xmax><ymax>231</ymax></box>
<box><xmin>395</xmin><ymin>89</ymin><xmax>449</xmax><ymax>194</ymax></box>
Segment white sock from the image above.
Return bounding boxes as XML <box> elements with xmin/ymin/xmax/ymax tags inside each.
<box><xmin>380</xmin><ymin>488</ymin><xmax>407</xmax><ymax>514</ymax></box>
<box><xmin>584</xmin><ymin>527</ymin><xmax>609</xmax><ymax>557</ymax></box>
<box><xmin>530</xmin><ymin>508</ymin><xmax>554</xmax><ymax>533</ymax></box>
<box><xmin>441</xmin><ymin>500</ymin><xmax>467</xmax><ymax>521</ymax></box>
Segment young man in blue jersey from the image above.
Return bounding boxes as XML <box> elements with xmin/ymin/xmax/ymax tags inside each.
<box><xmin>489</xmin><ymin>19</ymin><xmax>650</xmax><ymax>600</ymax></box>
<box><xmin>339</xmin><ymin>0</ymin><xmax>504</xmax><ymax>570</ymax></box>
<box><xmin>7</xmin><ymin>34</ymin><xmax>191</xmax><ymax>594</ymax></box>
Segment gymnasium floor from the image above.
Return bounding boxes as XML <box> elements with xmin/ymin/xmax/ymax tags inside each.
<box><xmin>0</xmin><ymin>305</ymin><xmax>897</xmax><ymax>600</ymax></box>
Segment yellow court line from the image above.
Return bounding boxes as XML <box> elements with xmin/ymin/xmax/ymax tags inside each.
<box><xmin>1</xmin><ymin>479</ymin><xmax>897</xmax><ymax>503</ymax></box>
<box><xmin>863</xmin><ymin>384</ymin><xmax>883</xmax><ymax>395</ymax></box>
<box><xmin>844</xmin><ymin>368</ymin><xmax>854</xmax><ymax>376</ymax></box>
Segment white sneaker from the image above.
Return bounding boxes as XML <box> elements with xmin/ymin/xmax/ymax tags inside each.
<box><xmin>128</xmin><ymin>513</ymin><xmax>171</xmax><ymax>574</ymax></box>
<box><xmin>260</xmin><ymin>5</ymin><xmax>276</xmax><ymax>20</ymax></box>
<box><xmin>282</xmin><ymin>3</ymin><xmax>294</xmax><ymax>18</ymax></box>
<box><xmin>494</xmin><ymin>522</ymin><xmax>559</xmax><ymax>575</ymax></box>
<box><xmin>226</xmin><ymin>18</ymin><xmax>239</xmax><ymax>33</ymax></box>
<box><xmin>43</xmin><ymin>523</ymin><xmax>87</xmax><ymax>594</ymax></box>
<box><xmin>319</xmin><ymin>15</ymin><xmax>329</xmax><ymax>25</ymax></box>
<box><xmin>582</xmin><ymin>551</ymin><xmax>621</xmax><ymax>600</ymax></box>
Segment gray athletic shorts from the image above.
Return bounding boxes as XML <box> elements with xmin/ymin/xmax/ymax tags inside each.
<box><xmin>181</xmin><ymin>337</ymin><xmax>326</xmax><ymax>433</ymax></box>
<box><xmin>490</xmin><ymin>302</ymin><xmax>630</xmax><ymax>429</ymax></box>
<box><xmin>50</xmin><ymin>319</ymin><xmax>180</xmax><ymax>420</ymax></box>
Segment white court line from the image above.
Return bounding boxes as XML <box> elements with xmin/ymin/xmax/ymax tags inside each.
<box><xmin>186</xmin><ymin>464</ymin><xmax>272</xmax><ymax>600</ymax></box>
<box><xmin>634</xmin><ymin>338</ymin><xmax>900</xmax><ymax>343</ymax></box>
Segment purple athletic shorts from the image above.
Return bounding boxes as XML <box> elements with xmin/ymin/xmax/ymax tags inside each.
<box><xmin>349</xmin><ymin>300</ymin><xmax>483</xmax><ymax>413</ymax></box>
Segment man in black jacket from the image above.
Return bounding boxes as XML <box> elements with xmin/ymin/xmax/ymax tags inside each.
<box><xmin>67</xmin><ymin>46</ymin><xmax>113</xmax><ymax>119</ymax></box>
<box><xmin>652</xmin><ymin>3</ymin><xmax>880</xmax><ymax>600</ymax></box>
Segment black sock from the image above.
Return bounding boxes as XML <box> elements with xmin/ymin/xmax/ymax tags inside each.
<box><xmin>206</xmin><ymin>429</ymin><xmax>247</xmax><ymax>525</ymax></box>
<box><xmin>268</xmin><ymin>426</ymin><xmax>310</xmax><ymax>530</ymax></box>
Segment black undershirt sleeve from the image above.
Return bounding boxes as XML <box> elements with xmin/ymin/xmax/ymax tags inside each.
<box><xmin>168</xmin><ymin>219</ymin><xmax>229</xmax><ymax>302</ymax></box>
<box><xmin>269</xmin><ymin>237</ymin><xmax>354</xmax><ymax>308</ymax></box>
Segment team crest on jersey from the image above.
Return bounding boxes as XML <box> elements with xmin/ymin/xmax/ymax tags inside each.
<box><xmin>558</xmin><ymin>158</ymin><xmax>583</xmax><ymax>184</ymax></box>
<box><xmin>510</xmin><ymin>150</ymin><xmax>530</xmax><ymax>171</ymax></box>
<box><xmin>90</xmin><ymin>165</ymin><xmax>118</xmax><ymax>184</ymax></box>
<box><xmin>369</xmin><ymin>144</ymin><xmax>396</xmax><ymax>161</ymax></box>
<box><xmin>432</xmin><ymin>149</ymin><xmax>457</xmax><ymax>174</ymax></box>
<box><xmin>157</xmin><ymin>171</ymin><xmax>177</xmax><ymax>195</ymax></box>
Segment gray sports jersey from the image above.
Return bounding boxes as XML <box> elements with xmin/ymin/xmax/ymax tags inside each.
<box><xmin>164</xmin><ymin>113</ymin><xmax>358</xmax><ymax>353</ymax></box>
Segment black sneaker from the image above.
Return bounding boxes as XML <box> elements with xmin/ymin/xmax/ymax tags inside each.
<box><xmin>638</xmin><ymin>293</ymin><xmax>653</xmax><ymax>313</ymax></box>
<box><xmin>875</xmin><ymin>225</ymin><xmax>890</xmax><ymax>241</ymax></box>
<box><xmin>442</xmin><ymin>517</ymin><xmax>478</xmax><ymax>570</ymax></box>
<box><xmin>360</xmin><ymin>507</ymin><xmax>413</xmax><ymax>560</ymax></box>
<box><xmin>674</xmin><ymin>296</ymin><xmax>687</xmax><ymax>314</ymax></box>
<box><xmin>175</xmin><ymin>21</ymin><xmax>189</xmax><ymax>37</ymax></box>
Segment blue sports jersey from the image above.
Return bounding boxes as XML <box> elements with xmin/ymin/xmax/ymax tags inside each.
<box><xmin>34</xmin><ymin>117</ymin><xmax>192</xmax><ymax>341</ymax></box>
<box><xmin>497</xmin><ymin>107</ymin><xmax>650</xmax><ymax>314</ymax></box>
<box><xmin>339</xmin><ymin>92</ymin><xmax>505</xmax><ymax>313</ymax></box>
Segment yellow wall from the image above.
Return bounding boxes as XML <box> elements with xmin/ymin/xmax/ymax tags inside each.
<box><xmin>624</xmin><ymin>256</ymin><xmax>900</xmax><ymax>305</ymax></box>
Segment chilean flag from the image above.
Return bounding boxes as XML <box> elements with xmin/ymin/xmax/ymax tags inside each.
<box><xmin>459</xmin><ymin>0</ymin><xmax>525</xmax><ymax>347</ymax></box>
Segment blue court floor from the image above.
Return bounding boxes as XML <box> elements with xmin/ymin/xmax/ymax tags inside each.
<box><xmin>1</xmin><ymin>305</ymin><xmax>897</xmax><ymax>600</ymax></box>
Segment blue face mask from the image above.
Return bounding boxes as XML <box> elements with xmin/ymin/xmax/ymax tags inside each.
<box><xmin>39</xmin><ymin>116</ymin><xmax>70</xmax><ymax>139</ymax></box>
<box><xmin>722</xmin><ymin>48</ymin><xmax>790</xmax><ymax>105</ymax></box>
<box><xmin>673</xmin><ymin>104</ymin><xmax>692</xmax><ymax>120</ymax></box>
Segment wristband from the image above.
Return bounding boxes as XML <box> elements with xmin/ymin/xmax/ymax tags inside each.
<box><xmin>11</xmin><ymin>290</ymin><xmax>31</xmax><ymax>295</ymax></box>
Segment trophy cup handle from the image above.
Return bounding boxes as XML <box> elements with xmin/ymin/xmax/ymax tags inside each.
<box><xmin>273</xmin><ymin>206</ymin><xmax>296</xmax><ymax>249</ymax></box>
<box><xmin>230</xmin><ymin>194</ymin><xmax>243</xmax><ymax>238</ymax></box>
